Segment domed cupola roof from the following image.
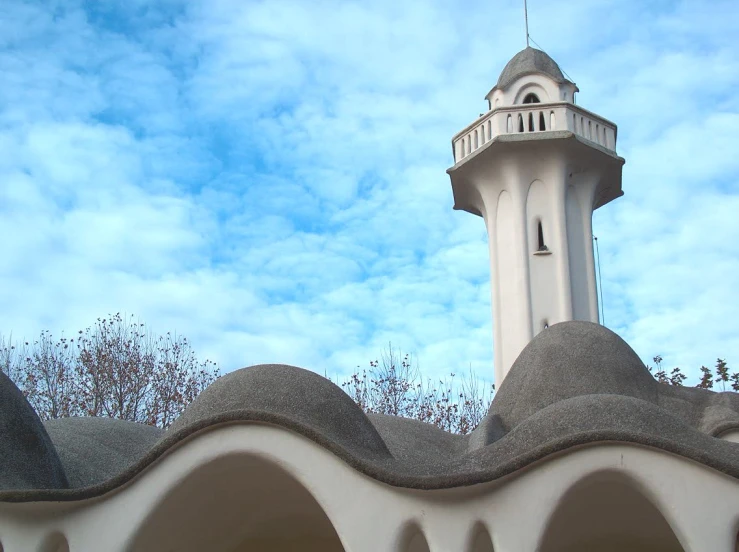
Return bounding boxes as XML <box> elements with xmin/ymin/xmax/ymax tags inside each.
<box><xmin>495</xmin><ymin>46</ymin><xmax>571</xmax><ymax>90</ymax></box>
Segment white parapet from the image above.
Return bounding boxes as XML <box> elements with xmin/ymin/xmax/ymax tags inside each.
<box><xmin>452</xmin><ymin>102</ymin><xmax>618</xmax><ymax>164</ymax></box>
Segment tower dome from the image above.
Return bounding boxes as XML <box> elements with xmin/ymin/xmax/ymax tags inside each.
<box><xmin>495</xmin><ymin>46</ymin><xmax>571</xmax><ymax>90</ymax></box>
<box><xmin>484</xmin><ymin>47</ymin><xmax>579</xmax><ymax>109</ymax></box>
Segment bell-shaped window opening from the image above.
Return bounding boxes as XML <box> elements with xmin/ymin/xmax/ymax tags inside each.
<box><xmin>528</xmin><ymin>112</ymin><xmax>535</xmax><ymax>132</ymax></box>
<box><xmin>523</xmin><ymin>93</ymin><xmax>541</xmax><ymax>104</ymax></box>
<box><xmin>507</xmin><ymin>114</ymin><xmax>512</xmax><ymax>133</ymax></box>
<box><xmin>518</xmin><ymin>114</ymin><xmax>524</xmax><ymax>133</ymax></box>
<box><xmin>539</xmin><ymin>111</ymin><xmax>546</xmax><ymax>131</ymax></box>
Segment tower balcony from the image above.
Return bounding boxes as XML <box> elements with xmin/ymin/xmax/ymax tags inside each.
<box><xmin>451</xmin><ymin>102</ymin><xmax>617</xmax><ymax>164</ymax></box>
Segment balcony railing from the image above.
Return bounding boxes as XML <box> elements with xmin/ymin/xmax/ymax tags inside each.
<box><xmin>452</xmin><ymin>102</ymin><xmax>617</xmax><ymax>164</ymax></box>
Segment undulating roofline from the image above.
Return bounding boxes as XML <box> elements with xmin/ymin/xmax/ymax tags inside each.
<box><xmin>2</xmin><ymin>321</ymin><xmax>739</xmax><ymax>502</ymax></box>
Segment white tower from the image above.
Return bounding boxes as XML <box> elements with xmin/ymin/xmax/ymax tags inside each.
<box><xmin>447</xmin><ymin>47</ymin><xmax>625</xmax><ymax>385</ymax></box>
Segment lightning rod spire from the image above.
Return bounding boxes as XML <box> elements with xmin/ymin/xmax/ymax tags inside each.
<box><xmin>523</xmin><ymin>0</ymin><xmax>530</xmax><ymax>47</ymax></box>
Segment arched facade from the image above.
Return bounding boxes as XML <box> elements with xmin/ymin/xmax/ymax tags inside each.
<box><xmin>539</xmin><ymin>471</ymin><xmax>684</xmax><ymax>552</ymax></box>
<box><xmin>0</xmin><ymin>425</ymin><xmax>738</xmax><ymax>552</ymax></box>
<box><xmin>130</xmin><ymin>453</ymin><xmax>345</xmax><ymax>552</ymax></box>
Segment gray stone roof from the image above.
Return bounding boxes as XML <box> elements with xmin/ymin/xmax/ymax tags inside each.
<box><xmin>496</xmin><ymin>47</ymin><xmax>571</xmax><ymax>90</ymax></box>
<box><xmin>0</xmin><ymin>371</ymin><xmax>67</xmax><ymax>492</ymax></box>
<box><xmin>2</xmin><ymin>321</ymin><xmax>739</xmax><ymax>502</ymax></box>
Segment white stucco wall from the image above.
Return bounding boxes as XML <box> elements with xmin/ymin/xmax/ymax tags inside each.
<box><xmin>1</xmin><ymin>424</ymin><xmax>738</xmax><ymax>552</ymax></box>
<box><xmin>566</xmin><ymin>180</ymin><xmax>599</xmax><ymax>322</ymax></box>
<box><xmin>492</xmin><ymin>189</ymin><xmax>531</xmax><ymax>376</ymax></box>
<box><xmin>526</xmin><ymin>179</ymin><xmax>559</xmax><ymax>335</ymax></box>
<box><xmin>450</xmin><ymin>142</ymin><xmax>616</xmax><ymax>383</ymax></box>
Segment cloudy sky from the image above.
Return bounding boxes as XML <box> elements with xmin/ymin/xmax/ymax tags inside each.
<box><xmin>1</xmin><ymin>0</ymin><xmax>738</xmax><ymax>386</ymax></box>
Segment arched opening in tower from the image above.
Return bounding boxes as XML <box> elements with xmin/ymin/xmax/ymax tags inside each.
<box><xmin>130</xmin><ymin>453</ymin><xmax>345</xmax><ymax>552</ymax></box>
<box><xmin>523</xmin><ymin>93</ymin><xmax>541</xmax><ymax>104</ymax></box>
<box><xmin>539</xmin><ymin>471</ymin><xmax>685</xmax><ymax>552</ymax></box>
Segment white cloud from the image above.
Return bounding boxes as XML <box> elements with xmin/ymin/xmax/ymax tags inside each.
<box><xmin>0</xmin><ymin>0</ymin><xmax>737</xmax><ymax>392</ymax></box>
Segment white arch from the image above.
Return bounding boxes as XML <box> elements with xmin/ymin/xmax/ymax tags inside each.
<box><xmin>129</xmin><ymin>452</ymin><xmax>346</xmax><ymax>552</ymax></box>
<box><xmin>512</xmin><ymin>82</ymin><xmax>550</xmax><ymax>104</ymax></box>
<box><xmin>396</xmin><ymin>523</ymin><xmax>430</xmax><ymax>552</ymax></box>
<box><xmin>38</xmin><ymin>533</ymin><xmax>69</xmax><ymax>552</ymax></box>
<box><xmin>466</xmin><ymin>522</ymin><xmax>495</xmax><ymax>552</ymax></box>
<box><xmin>538</xmin><ymin>469</ymin><xmax>684</xmax><ymax>552</ymax></box>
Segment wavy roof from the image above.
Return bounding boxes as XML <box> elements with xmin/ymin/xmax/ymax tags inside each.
<box><xmin>2</xmin><ymin>321</ymin><xmax>739</xmax><ymax>502</ymax></box>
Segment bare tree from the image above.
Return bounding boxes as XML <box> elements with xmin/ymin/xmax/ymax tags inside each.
<box><xmin>341</xmin><ymin>343</ymin><xmax>495</xmax><ymax>435</ymax></box>
<box><xmin>1</xmin><ymin>313</ymin><xmax>219</xmax><ymax>429</ymax></box>
<box><xmin>348</xmin><ymin>348</ymin><xmax>739</xmax><ymax>435</ymax></box>
<box><xmin>0</xmin><ymin>334</ymin><xmax>28</xmax><ymax>391</ymax></box>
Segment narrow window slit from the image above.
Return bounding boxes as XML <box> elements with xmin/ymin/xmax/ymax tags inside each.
<box><xmin>537</xmin><ymin>221</ymin><xmax>548</xmax><ymax>252</ymax></box>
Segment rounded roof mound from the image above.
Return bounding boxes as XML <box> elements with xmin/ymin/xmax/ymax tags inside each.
<box><xmin>167</xmin><ymin>364</ymin><xmax>391</xmax><ymax>460</ymax></box>
<box><xmin>0</xmin><ymin>372</ymin><xmax>68</xmax><ymax>491</ymax></box>
<box><xmin>496</xmin><ymin>46</ymin><xmax>568</xmax><ymax>90</ymax></box>
<box><xmin>44</xmin><ymin>417</ymin><xmax>164</xmax><ymax>488</ymax></box>
<box><xmin>490</xmin><ymin>321</ymin><xmax>657</xmax><ymax>431</ymax></box>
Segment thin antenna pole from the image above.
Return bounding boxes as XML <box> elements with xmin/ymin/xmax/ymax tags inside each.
<box><xmin>523</xmin><ymin>0</ymin><xmax>530</xmax><ymax>47</ymax></box>
<box><xmin>594</xmin><ymin>235</ymin><xmax>605</xmax><ymax>325</ymax></box>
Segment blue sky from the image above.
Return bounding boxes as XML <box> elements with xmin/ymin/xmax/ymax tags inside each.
<box><xmin>1</xmin><ymin>0</ymin><xmax>738</xmax><ymax>386</ymax></box>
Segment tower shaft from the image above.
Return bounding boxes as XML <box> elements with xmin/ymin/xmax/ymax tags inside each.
<box><xmin>447</xmin><ymin>47</ymin><xmax>624</xmax><ymax>385</ymax></box>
